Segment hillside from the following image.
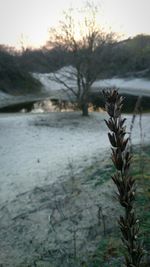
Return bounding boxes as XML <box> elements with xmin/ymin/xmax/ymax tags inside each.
<box><xmin>17</xmin><ymin>34</ymin><xmax>150</xmax><ymax>79</ymax></box>
<box><xmin>0</xmin><ymin>46</ymin><xmax>42</xmax><ymax>95</ymax></box>
<box><xmin>1</xmin><ymin>34</ymin><xmax>150</xmax><ymax>101</ymax></box>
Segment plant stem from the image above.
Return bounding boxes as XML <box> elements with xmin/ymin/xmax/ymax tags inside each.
<box><xmin>103</xmin><ymin>89</ymin><xmax>144</xmax><ymax>267</ymax></box>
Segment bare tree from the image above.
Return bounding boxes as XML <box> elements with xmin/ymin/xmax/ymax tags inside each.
<box><xmin>47</xmin><ymin>2</ymin><xmax>116</xmax><ymax>116</ymax></box>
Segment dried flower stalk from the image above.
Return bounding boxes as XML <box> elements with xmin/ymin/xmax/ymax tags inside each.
<box><xmin>103</xmin><ymin>89</ymin><xmax>143</xmax><ymax>267</ymax></box>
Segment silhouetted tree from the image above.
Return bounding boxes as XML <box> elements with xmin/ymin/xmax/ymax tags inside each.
<box><xmin>47</xmin><ymin>2</ymin><xmax>116</xmax><ymax>116</ymax></box>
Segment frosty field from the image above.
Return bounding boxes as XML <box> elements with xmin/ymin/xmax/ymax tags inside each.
<box><xmin>0</xmin><ymin>111</ymin><xmax>149</xmax><ymax>266</ymax></box>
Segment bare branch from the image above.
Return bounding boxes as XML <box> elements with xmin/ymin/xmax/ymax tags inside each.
<box><xmin>51</xmin><ymin>72</ymin><xmax>78</xmax><ymax>97</ymax></box>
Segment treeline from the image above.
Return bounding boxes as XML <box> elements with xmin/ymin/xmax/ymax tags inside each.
<box><xmin>109</xmin><ymin>34</ymin><xmax>150</xmax><ymax>77</ymax></box>
<box><xmin>16</xmin><ymin>34</ymin><xmax>150</xmax><ymax>77</ymax></box>
<box><xmin>18</xmin><ymin>34</ymin><xmax>150</xmax><ymax>77</ymax></box>
<box><xmin>0</xmin><ymin>34</ymin><xmax>150</xmax><ymax>95</ymax></box>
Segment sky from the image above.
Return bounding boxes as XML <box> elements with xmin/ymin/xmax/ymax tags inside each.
<box><xmin>0</xmin><ymin>0</ymin><xmax>150</xmax><ymax>49</ymax></box>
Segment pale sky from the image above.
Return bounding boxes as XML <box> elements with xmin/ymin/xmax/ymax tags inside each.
<box><xmin>0</xmin><ymin>0</ymin><xmax>150</xmax><ymax>49</ymax></box>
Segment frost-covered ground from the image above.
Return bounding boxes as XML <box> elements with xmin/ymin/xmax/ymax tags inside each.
<box><xmin>33</xmin><ymin>66</ymin><xmax>150</xmax><ymax>97</ymax></box>
<box><xmin>0</xmin><ymin>111</ymin><xmax>150</xmax><ymax>204</ymax></box>
<box><xmin>0</xmin><ymin>112</ymin><xmax>107</xmax><ymax>203</ymax></box>
<box><xmin>0</xmin><ymin>111</ymin><xmax>150</xmax><ymax>266</ymax></box>
<box><xmin>1</xmin><ymin>66</ymin><xmax>150</xmax><ymax>110</ymax></box>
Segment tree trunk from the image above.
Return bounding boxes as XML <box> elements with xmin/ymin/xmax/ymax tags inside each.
<box><xmin>81</xmin><ymin>102</ymin><xmax>89</xmax><ymax>116</ymax></box>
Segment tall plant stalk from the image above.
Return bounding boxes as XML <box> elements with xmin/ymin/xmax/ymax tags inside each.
<box><xmin>103</xmin><ymin>89</ymin><xmax>143</xmax><ymax>267</ymax></box>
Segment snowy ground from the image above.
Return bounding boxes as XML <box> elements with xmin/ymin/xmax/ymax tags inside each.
<box><xmin>0</xmin><ymin>111</ymin><xmax>150</xmax><ymax>204</ymax></box>
<box><xmin>0</xmin><ymin>112</ymin><xmax>106</xmax><ymax>203</ymax></box>
<box><xmin>33</xmin><ymin>66</ymin><xmax>150</xmax><ymax>97</ymax></box>
<box><xmin>0</xmin><ymin>111</ymin><xmax>150</xmax><ymax>266</ymax></box>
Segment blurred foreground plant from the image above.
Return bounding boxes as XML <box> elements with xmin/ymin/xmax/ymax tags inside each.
<box><xmin>103</xmin><ymin>89</ymin><xmax>144</xmax><ymax>267</ymax></box>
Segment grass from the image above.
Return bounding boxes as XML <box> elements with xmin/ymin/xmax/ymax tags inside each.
<box><xmin>84</xmin><ymin>160</ymin><xmax>114</xmax><ymax>187</ymax></box>
<box><xmin>86</xmin><ymin>145</ymin><xmax>150</xmax><ymax>267</ymax></box>
<box><xmin>93</xmin><ymin>165</ymin><xmax>114</xmax><ymax>186</ymax></box>
<box><xmin>132</xmin><ymin>146</ymin><xmax>150</xmax><ymax>256</ymax></box>
<box><xmin>16</xmin><ymin>145</ymin><xmax>150</xmax><ymax>267</ymax></box>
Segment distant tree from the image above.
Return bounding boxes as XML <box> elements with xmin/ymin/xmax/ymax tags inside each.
<box><xmin>47</xmin><ymin>2</ymin><xmax>116</xmax><ymax>116</ymax></box>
